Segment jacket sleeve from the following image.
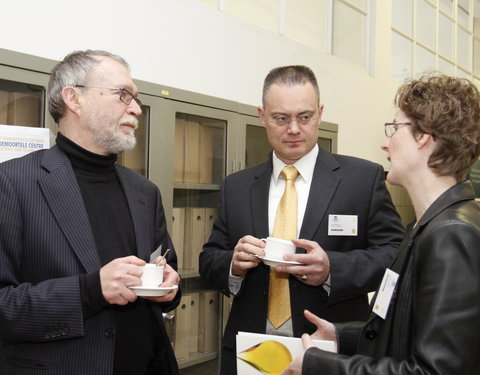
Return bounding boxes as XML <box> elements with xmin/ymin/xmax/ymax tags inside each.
<box><xmin>303</xmin><ymin>220</ymin><xmax>480</xmax><ymax>374</ymax></box>
<box><xmin>198</xmin><ymin>178</ymin><xmax>235</xmax><ymax>296</ymax></box>
<box><xmin>0</xmin><ymin>170</ymin><xmax>85</xmax><ymax>343</ymax></box>
<box><xmin>335</xmin><ymin>321</ymin><xmax>364</xmax><ymax>355</ymax></box>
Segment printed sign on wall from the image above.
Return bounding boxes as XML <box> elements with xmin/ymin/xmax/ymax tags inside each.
<box><xmin>0</xmin><ymin>124</ymin><xmax>53</xmax><ymax>163</ymax></box>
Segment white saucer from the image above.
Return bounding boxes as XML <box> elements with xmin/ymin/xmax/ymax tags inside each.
<box><xmin>129</xmin><ymin>285</ymin><xmax>178</xmax><ymax>297</ymax></box>
<box><xmin>255</xmin><ymin>255</ymin><xmax>304</xmax><ymax>267</ymax></box>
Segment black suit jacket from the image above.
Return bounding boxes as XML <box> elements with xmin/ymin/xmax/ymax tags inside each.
<box><xmin>303</xmin><ymin>181</ymin><xmax>480</xmax><ymax>374</ymax></box>
<box><xmin>0</xmin><ymin>145</ymin><xmax>180</xmax><ymax>374</ymax></box>
<box><xmin>199</xmin><ymin>147</ymin><xmax>404</xmax><ymax>373</ymax></box>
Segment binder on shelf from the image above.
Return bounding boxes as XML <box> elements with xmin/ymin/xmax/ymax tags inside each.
<box><xmin>173</xmin><ymin>294</ymin><xmax>192</xmax><ymax>360</ymax></box>
<box><xmin>198</xmin><ymin>290</ymin><xmax>219</xmax><ymax>353</ymax></box>
<box><xmin>189</xmin><ymin>292</ymin><xmax>200</xmax><ymax>354</ymax></box>
<box><xmin>199</xmin><ymin>125</ymin><xmax>214</xmax><ymax>184</ymax></box>
<box><xmin>204</xmin><ymin>207</ymin><xmax>217</xmax><ymax>243</ymax></box>
<box><xmin>174</xmin><ymin>117</ymin><xmax>185</xmax><ymax>183</ymax></box>
<box><xmin>171</xmin><ymin>207</ymin><xmax>185</xmax><ymax>270</ymax></box>
<box><xmin>183</xmin><ymin>120</ymin><xmax>200</xmax><ymax>183</ymax></box>
<box><xmin>183</xmin><ymin>207</ymin><xmax>205</xmax><ymax>270</ymax></box>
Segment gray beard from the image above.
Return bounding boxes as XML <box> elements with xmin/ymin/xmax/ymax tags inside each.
<box><xmin>93</xmin><ymin>131</ymin><xmax>136</xmax><ymax>154</ymax></box>
<box><xmin>86</xmin><ymin>110</ymin><xmax>137</xmax><ymax>154</ymax></box>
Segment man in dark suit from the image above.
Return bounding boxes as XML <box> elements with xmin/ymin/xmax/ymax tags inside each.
<box><xmin>199</xmin><ymin>65</ymin><xmax>404</xmax><ymax>374</ymax></box>
<box><xmin>0</xmin><ymin>50</ymin><xmax>181</xmax><ymax>374</ymax></box>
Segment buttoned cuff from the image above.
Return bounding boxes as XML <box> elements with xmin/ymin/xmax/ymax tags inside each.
<box><xmin>322</xmin><ymin>273</ymin><xmax>331</xmax><ymax>295</ymax></box>
<box><xmin>228</xmin><ymin>261</ymin><xmax>244</xmax><ymax>295</ymax></box>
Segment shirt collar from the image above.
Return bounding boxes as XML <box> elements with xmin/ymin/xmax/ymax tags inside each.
<box><xmin>272</xmin><ymin>144</ymin><xmax>318</xmax><ymax>183</ymax></box>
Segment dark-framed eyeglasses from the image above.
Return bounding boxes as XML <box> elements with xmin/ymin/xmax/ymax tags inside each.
<box><xmin>75</xmin><ymin>85</ymin><xmax>142</xmax><ymax>107</ymax></box>
<box><xmin>384</xmin><ymin>122</ymin><xmax>412</xmax><ymax>138</ymax></box>
<box><xmin>269</xmin><ymin>114</ymin><xmax>316</xmax><ymax>127</ymax></box>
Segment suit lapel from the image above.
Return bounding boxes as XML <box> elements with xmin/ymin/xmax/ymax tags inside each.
<box><xmin>38</xmin><ymin>147</ymin><xmax>101</xmax><ymax>273</ymax></box>
<box><xmin>116</xmin><ymin>167</ymin><xmax>150</xmax><ymax>261</ymax></box>
<box><xmin>250</xmin><ymin>161</ymin><xmax>272</xmax><ymax>239</ymax></box>
<box><xmin>299</xmin><ymin>149</ymin><xmax>341</xmax><ymax>239</ymax></box>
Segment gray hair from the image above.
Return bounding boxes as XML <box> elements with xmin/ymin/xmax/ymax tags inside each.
<box><xmin>262</xmin><ymin>65</ymin><xmax>320</xmax><ymax>108</ymax></box>
<box><xmin>47</xmin><ymin>50</ymin><xmax>129</xmax><ymax>123</ymax></box>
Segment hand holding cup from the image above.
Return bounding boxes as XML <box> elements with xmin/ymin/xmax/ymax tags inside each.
<box><xmin>263</xmin><ymin>237</ymin><xmax>296</xmax><ymax>260</ymax></box>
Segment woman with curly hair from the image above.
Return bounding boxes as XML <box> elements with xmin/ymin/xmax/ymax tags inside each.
<box><xmin>284</xmin><ymin>75</ymin><xmax>480</xmax><ymax>374</ymax></box>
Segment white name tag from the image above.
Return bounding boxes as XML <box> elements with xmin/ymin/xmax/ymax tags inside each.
<box><xmin>372</xmin><ymin>268</ymin><xmax>399</xmax><ymax>319</ymax></box>
<box><xmin>328</xmin><ymin>214</ymin><xmax>358</xmax><ymax>236</ymax></box>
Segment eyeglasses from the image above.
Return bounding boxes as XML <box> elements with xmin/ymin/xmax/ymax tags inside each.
<box><xmin>75</xmin><ymin>85</ymin><xmax>142</xmax><ymax>107</ymax></box>
<box><xmin>384</xmin><ymin>122</ymin><xmax>412</xmax><ymax>138</ymax></box>
<box><xmin>269</xmin><ymin>114</ymin><xmax>316</xmax><ymax>127</ymax></box>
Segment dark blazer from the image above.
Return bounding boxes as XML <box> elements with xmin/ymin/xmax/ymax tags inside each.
<box><xmin>199</xmin><ymin>147</ymin><xmax>404</xmax><ymax>374</ymax></box>
<box><xmin>303</xmin><ymin>181</ymin><xmax>480</xmax><ymax>374</ymax></box>
<box><xmin>0</xmin><ymin>145</ymin><xmax>180</xmax><ymax>374</ymax></box>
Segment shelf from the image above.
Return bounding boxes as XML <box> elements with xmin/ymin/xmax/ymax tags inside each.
<box><xmin>174</xmin><ymin>183</ymin><xmax>220</xmax><ymax>190</ymax></box>
<box><xmin>178</xmin><ymin>351</ymin><xmax>218</xmax><ymax>369</ymax></box>
<box><xmin>179</xmin><ymin>268</ymin><xmax>200</xmax><ymax>278</ymax></box>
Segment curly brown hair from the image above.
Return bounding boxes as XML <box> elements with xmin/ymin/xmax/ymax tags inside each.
<box><xmin>395</xmin><ymin>75</ymin><xmax>480</xmax><ymax>181</ymax></box>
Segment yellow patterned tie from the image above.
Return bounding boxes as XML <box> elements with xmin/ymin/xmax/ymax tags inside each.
<box><xmin>267</xmin><ymin>166</ymin><xmax>299</xmax><ymax>329</ymax></box>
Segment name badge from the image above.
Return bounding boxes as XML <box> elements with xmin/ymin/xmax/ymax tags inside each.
<box><xmin>372</xmin><ymin>268</ymin><xmax>399</xmax><ymax>319</ymax></box>
<box><xmin>328</xmin><ymin>214</ymin><xmax>358</xmax><ymax>236</ymax></box>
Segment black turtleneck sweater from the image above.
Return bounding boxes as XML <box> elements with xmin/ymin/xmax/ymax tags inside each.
<box><xmin>56</xmin><ymin>133</ymin><xmax>159</xmax><ymax>375</ymax></box>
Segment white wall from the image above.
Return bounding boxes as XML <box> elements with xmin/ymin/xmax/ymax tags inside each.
<box><xmin>0</xmin><ymin>0</ymin><xmax>400</xmax><ymax>168</ymax></box>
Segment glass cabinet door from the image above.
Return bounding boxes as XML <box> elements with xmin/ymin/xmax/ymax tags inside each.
<box><xmin>318</xmin><ymin>121</ymin><xmax>338</xmax><ymax>153</ymax></box>
<box><xmin>156</xmin><ymin>99</ymin><xmax>236</xmax><ymax>374</ymax></box>
<box><xmin>0</xmin><ymin>79</ymin><xmax>44</xmax><ymax>128</ymax></box>
<box><xmin>173</xmin><ymin>111</ymin><xmax>226</xmax><ymax>276</ymax></box>
<box><xmin>174</xmin><ymin>112</ymin><xmax>226</xmax><ymax>186</ymax></box>
<box><xmin>117</xmin><ymin>104</ymin><xmax>149</xmax><ymax>177</ymax></box>
<box><xmin>245</xmin><ymin>122</ymin><xmax>271</xmax><ymax>169</ymax></box>
<box><xmin>174</xmin><ymin>112</ymin><xmax>226</xmax><ymax>373</ymax></box>
<box><xmin>0</xmin><ymin>53</ymin><xmax>55</xmax><ymax>133</ymax></box>
<box><xmin>0</xmin><ymin>58</ymin><xmax>56</xmax><ymax>163</ymax></box>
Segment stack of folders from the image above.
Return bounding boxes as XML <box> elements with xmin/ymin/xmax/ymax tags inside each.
<box><xmin>172</xmin><ymin>291</ymin><xmax>220</xmax><ymax>361</ymax></box>
<box><xmin>174</xmin><ymin>117</ymin><xmax>214</xmax><ymax>185</ymax></box>
<box><xmin>171</xmin><ymin>207</ymin><xmax>216</xmax><ymax>270</ymax></box>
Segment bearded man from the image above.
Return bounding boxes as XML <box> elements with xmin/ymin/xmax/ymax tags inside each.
<box><xmin>0</xmin><ymin>50</ymin><xmax>181</xmax><ymax>375</ymax></box>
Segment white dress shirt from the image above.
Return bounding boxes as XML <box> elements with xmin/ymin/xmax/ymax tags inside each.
<box><xmin>228</xmin><ymin>145</ymin><xmax>328</xmax><ymax>335</ymax></box>
<box><xmin>268</xmin><ymin>144</ymin><xmax>318</xmax><ymax>236</ymax></box>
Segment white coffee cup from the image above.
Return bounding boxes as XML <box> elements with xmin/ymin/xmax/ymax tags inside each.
<box><xmin>141</xmin><ymin>264</ymin><xmax>164</xmax><ymax>288</ymax></box>
<box><xmin>263</xmin><ymin>237</ymin><xmax>296</xmax><ymax>260</ymax></box>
